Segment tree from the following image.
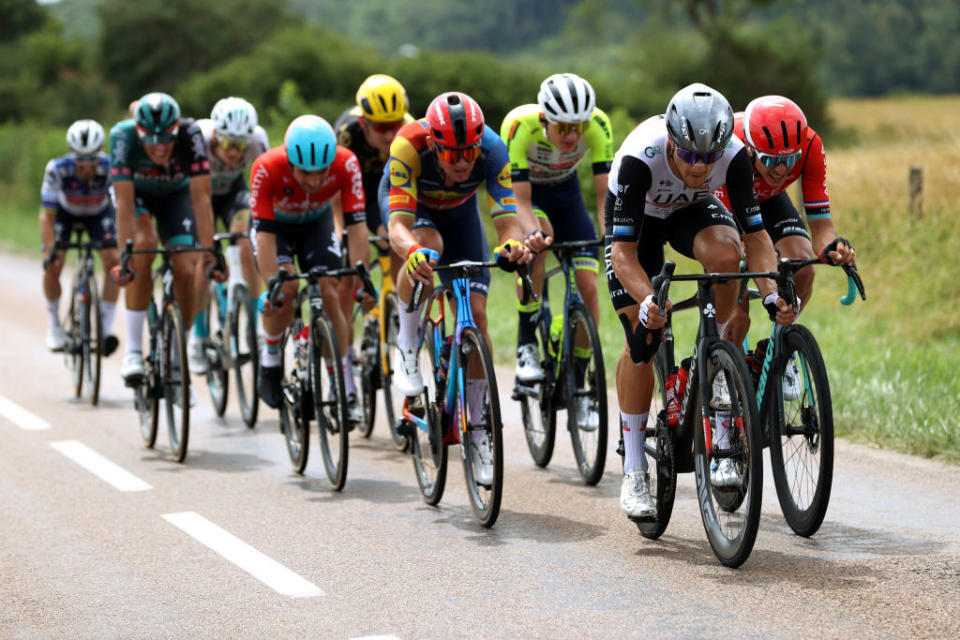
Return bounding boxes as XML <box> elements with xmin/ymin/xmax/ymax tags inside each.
<box><xmin>0</xmin><ymin>0</ymin><xmax>49</xmax><ymax>43</ymax></box>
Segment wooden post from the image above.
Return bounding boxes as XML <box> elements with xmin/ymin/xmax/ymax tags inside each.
<box><xmin>909</xmin><ymin>166</ymin><xmax>923</xmax><ymax>217</ymax></box>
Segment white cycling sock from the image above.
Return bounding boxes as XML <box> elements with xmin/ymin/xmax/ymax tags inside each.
<box><xmin>46</xmin><ymin>298</ymin><xmax>60</xmax><ymax>327</ymax></box>
<box><xmin>622</xmin><ymin>412</ymin><xmax>649</xmax><ymax>474</ymax></box>
<box><xmin>100</xmin><ymin>300</ymin><xmax>116</xmax><ymax>335</ymax></box>
<box><xmin>715</xmin><ymin>410</ymin><xmax>732</xmax><ymax>449</ymax></box>
<box><xmin>125</xmin><ymin>309</ymin><xmax>146</xmax><ymax>355</ymax></box>
<box><xmin>342</xmin><ymin>352</ymin><xmax>356</xmax><ymax>396</ymax></box>
<box><xmin>397</xmin><ymin>304</ymin><xmax>420</xmax><ymax>351</ymax></box>
<box><xmin>467</xmin><ymin>378</ymin><xmax>487</xmax><ymax>431</ymax></box>
<box><xmin>260</xmin><ymin>330</ymin><xmax>283</xmax><ymax>368</ymax></box>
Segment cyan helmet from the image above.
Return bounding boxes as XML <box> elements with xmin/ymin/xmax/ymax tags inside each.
<box><xmin>134</xmin><ymin>92</ymin><xmax>181</xmax><ymax>144</ymax></box>
<box><xmin>284</xmin><ymin>115</ymin><xmax>336</xmax><ymax>170</ymax></box>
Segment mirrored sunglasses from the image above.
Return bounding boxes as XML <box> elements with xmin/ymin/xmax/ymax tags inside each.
<box><xmin>72</xmin><ymin>153</ymin><xmax>100</xmax><ymax>164</ymax></box>
<box><xmin>218</xmin><ymin>137</ymin><xmax>249</xmax><ymax>151</ymax></box>
<box><xmin>675</xmin><ymin>148</ymin><xmax>724</xmax><ymax>165</ymax></box>
<box><xmin>553</xmin><ymin>120</ymin><xmax>590</xmax><ymax>135</ymax></box>
<box><xmin>435</xmin><ymin>144</ymin><xmax>481</xmax><ymax>164</ymax></box>
<box><xmin>368</xmin><ymin>120</ymin><xmax>405</xmax><ymax>134</ymax></box>
<box><xmin>755</xmin><ymin>149</ymin><xmax>802</xmax><ymax>169</ymax></box>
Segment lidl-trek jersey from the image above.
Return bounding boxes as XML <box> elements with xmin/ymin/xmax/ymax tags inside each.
<box><xmin>108</xmin><ymin>118</ymin><xmax>210</xmax><ymax>195</ymax></box>
<box><xmin>41</xmin><ymin>153</ymin><xmax>112</xmax><ymax>215</ymax></box>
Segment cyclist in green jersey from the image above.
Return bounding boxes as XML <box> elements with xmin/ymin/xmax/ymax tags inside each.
<box><xmin>500</xmin><ymin>73</ymin><xmax>613</xmax><ymax>428</ymax></box>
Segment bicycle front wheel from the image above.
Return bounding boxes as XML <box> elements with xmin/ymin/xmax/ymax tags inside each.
<box><xmin>518</xmin><ymin>310</ymin><xmax>556</xmax><ymax>468</ymax></box>
<box><xmin>66</xmin><ymin>279</ymin><xmax>84</xmax><ymax>398</ymax></box>
<box><xmin>381</xmin><ymin>292</ymin><xmax>408</xmax><ymax>450</ymax></box>
<box><xmin>351</xmin><ymin>302</ymin><xmax>378</xmax><ymax>437</ymax></box>
<box><xmin>411</xmin><ymin>325</ymin><xmax>447</xmax><ymax>505</ymax></box>
<box><xmin>161</xmin><ymin>303</ymin><xmax>190</xmax><ymax>463</ymax></box>
<box><xmin>769</xmin><ymin>324</ymin><xmax>834</xmax><ymax>537</ymax></box>
<box><xmin>311</xmin><ymin>313</ymin><xmax>349</xmax><ymax>490</ymax></box>
<box><xmin>636</xmin><ymin>350</ymin><xmax>677</xmax><ymax>540</ymax></box>
<box><xmin>280</xmin><ymin>315</ymin><xmax>309</xmax><ymax>474</ymax></box>
<box><xmin>458</xmin><ymin>326</ymin><xmax>503</xmax><ymax>527</ymax></box>
<box><xmin>135</xmin><ymin>355</ymin><xmax>159</xmax><ymax>449</ymax></box>
<box><xmin>566</xmin><ymin>303</ymin><xmax>607</xmax><ymax>485</ymax></box>
<box><xmin>205</xmin><ymin>283</ymin><xmax>229</xmax><ymax>417</ymax></box>
<box><xmin>231</xmin><ymin>283</ymin><xmax>259</xmax><ymax>427</ymax></box>
<box><xmin>85</xmin><ymin>274</ymin><xmax>103</xmax><ymax>406</ymax></box>
<box><xmin>693</xmin><ymin>339</ymin><xmax>762</xmax><ymax>568</ymax></box>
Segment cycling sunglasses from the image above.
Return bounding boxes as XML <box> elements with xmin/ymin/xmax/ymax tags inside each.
<box><xmin>218</xmin><ymin>137</ymin><xmax>249</xmax><ymax>151</ymax></box>
<box><xmin>553</xmin><ymin>120</ymin><xmax>590</xmax><ymax>135</ymax></box>
<box><xmin>754</xmin><ymin>149</ymin><xmax>802</xmax><ymax>169</ymax></box>
<box><xmin>72</xmin><ymin>153</ymin><xmax>100</xmax><ymax>164</ymax></box>
<box><xmin>675</xmin><ymin>148</ymin><xmax>724</xmax><ymax>165</ymax></box>
<box><xmin>368</xmin><ymin>120</ymin><xmax>405</xmax><ymax>134</ymax></box>
<box><xmin>435</xmin><ymin>143</ymin><xmax>481</xmax><ymax>164</ymax></box>
<box><xmin>136</xmin><ymin>124</ymin><xmax>179</xmax><ymax>145</ymax></box>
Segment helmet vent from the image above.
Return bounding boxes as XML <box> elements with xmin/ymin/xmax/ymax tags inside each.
<box><xmin>360</xmin><ymin>97</ymin><xmax>372</xmax><ymax>116</ymax></box>
<box><xmin>780</xmin><ymin>121</ymin><xmax>790</xmax><ymax>147</ymax></box>
<box><xmin>796</xmin><ymin>121</ymin><xmax>802</xmax><ymax>146</ymax></box>
<box><xmin>322</xmin><ymin>144</ymin><xmax>329</xmax><ymax>166</ymax></box>
<box><xmin>760</xmin><ymin>126</ymin><xmax>775</xmax><ymax>149</ymax></box>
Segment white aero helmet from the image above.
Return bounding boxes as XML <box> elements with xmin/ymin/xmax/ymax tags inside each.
<box><xmin>66</xmin><ymin>119</ymin><xmax>105</xmax><ymax>154</ymax></box>
<box><xmin>537</xmin><ymin>73</ymin><xmax>596</xmax><ymax>123</ymax></box>
<box><xmin>211</xmin><ymin>96</ymin><xmax>258</xmax><ymax>141</ymax></box>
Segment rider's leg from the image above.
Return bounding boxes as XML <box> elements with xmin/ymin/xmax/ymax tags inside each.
<box><xmin>395</xmin><ymin>227</ymin><xmax>442</xmax><ymax>349</ymax></box>
<box><xmin>615</xmin><ymin>304</ymin><xmax>655</xmax><ymax>474</ymax></box>
<box><xmin>98</xmin><ymin>247</ymin><xmax>120</xmax><ymax>336</ymax></box>
<box><xmin>124</xmin><ymin>215</ymin><xmax>160</xmax><ymax>357</ymax></box>
<box><xmin>776</xmin><ymin>234</ymin><xmax>816</xmax><ymax>311</ymax></box>
<box><xmin>692</xmin><ymin>224</ymin><xmax>742</xmax><ymax>330</ymax></box>
<box><xmin>40</xmin><ymin>211</ymin><xmax>64</xmax><ymax>331</ymax></box>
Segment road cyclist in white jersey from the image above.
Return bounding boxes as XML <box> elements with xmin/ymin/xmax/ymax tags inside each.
<box><xmin>187</xmin><ymin>97</ymin><xmax>270</xmax><ymax>374</ymax></box>
<box><xmin>40</xmin><ymin>119</ymin><xmax>120</xmax><ymax>355</ymax></box>
<box><xmin>604</xmin><ymin>83</ymin><xmax>798</xmax><ymax>519</ymax></box>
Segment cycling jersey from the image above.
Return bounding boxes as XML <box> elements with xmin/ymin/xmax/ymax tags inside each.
<box><xmin>500</xmin><ymin>103</ymin><xmax>614</xmax><ymax>184</ymax></box>
<box><xmin>385</xmin><ymin>121</ymin><xmax>516</xmax><ymax>221</ymax></box>
<box><xmin>606</xmin><ymin>115</ymin><xmax>763</xmax><ymax>241</ymax></box>
<box><xmin>196</xmin><ymin>119</ymin><xmax>270</xmax><ymax>196</ymax></box>
<box><xmin>108</xmin><ymin>118</ymin><xmax>210</xmax><ymax>196</ymax></box>
<box><xmin>41</xmin><ymin>153</ymin><xmax>112</xmax><ymax>216</ymax></box>
<box><xmin>715</xmin><ymin>113</ymin><xmax>831</xmax><ymax>221</ymax></box>
<box><xmin>249</xmin><ymin>144</ymin><xmax>365</xmax><ymax>233</ymax></box>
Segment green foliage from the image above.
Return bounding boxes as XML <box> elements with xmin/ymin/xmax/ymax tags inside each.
<box><xmin>97</xmin><ymin>0</ymin><xmax>295</xmax><ymax>101</ymax></box>
<box><xmin>0</xmin><ymin>0</ymin><xmax>50</xmax><ymax>43</ymax></box>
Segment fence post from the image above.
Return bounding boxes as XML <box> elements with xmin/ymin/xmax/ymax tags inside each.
<box><xmin>909</xmin><ymin>166</ymin><xmax>923</xmax><ymax>217</ymax></box>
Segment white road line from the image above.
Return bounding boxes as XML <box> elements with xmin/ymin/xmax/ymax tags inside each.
<box><xmin>0</xmin><ymin>395</ymin><xmax>51</xmax><ymax>431</ymax></box>
<box><xmin>350</xmin><ymin>636</ymin><xmax>401</xmax><ymax>640</ymax></box>
<box><xmin>162</xmin><ymin>512</ymin><xmax>323</xmax><ymax>598</ymax></box>
<box><xmin>50</xmin><ymin>441</ymin><xmax>152</xmax><ymax>492</ymax></box>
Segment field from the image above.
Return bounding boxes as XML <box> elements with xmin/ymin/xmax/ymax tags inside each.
<box><xmin>0</xmin><ymin>96</ymin><xmax>957</xmax><ymax>461</ymax></box>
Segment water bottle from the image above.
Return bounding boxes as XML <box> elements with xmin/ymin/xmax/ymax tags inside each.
<box><xmin>548</xmin><ymin>313</ymin><xmax>564</xmax><ymax>357</ymax></box>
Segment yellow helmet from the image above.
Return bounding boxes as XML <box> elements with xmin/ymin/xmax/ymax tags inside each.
<box><xmin>356</xmin><ymin>74</ymin><xmax>408</xmax><ymax>123</ymax></box>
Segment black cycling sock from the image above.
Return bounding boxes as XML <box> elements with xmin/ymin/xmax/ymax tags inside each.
<box><xmin>517</xmin><ymin>310</ymin><xmax>537</xmax><ymax>347</ymax></box>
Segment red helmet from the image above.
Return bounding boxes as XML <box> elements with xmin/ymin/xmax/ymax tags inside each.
<box><xmin>425</xmin><ymin>92</ymin><xmax>484</xmax><ymax>148</ymax></box>
<box><xmin>742</xmin><ymin>95</ymin><xmax>807</xmax><ymax>155</ymax></box>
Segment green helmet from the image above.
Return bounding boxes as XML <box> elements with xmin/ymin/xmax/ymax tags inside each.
<box><xmin>134</xmin><ymin>92</ymin><xmax>181</xmax><ymax>143</ymax></box>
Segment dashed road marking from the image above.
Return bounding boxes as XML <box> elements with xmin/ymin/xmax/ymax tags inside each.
<box><xmin>162</xmin><ymin>512</ymin><xmax>323</xmax><ymax>598</ymax></box>
<box><xmin>0</xmin><ymin>395</ymin><xmax>51</xmax><ymax>431</ymax></box>
<box><xmin>50</xmin><ymin>440</ymin><xmax>152</xmax><ymax>492</ymax></box>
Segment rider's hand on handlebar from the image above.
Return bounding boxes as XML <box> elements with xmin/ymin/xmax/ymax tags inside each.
<box><xmin>493</xmin><ymin>239</ymin><xmax>532</xmax><ymax>270</ymax></box>
<box><xmin>110</xmin><ymin>264</ymin><xmax>134</xmax><ymax>286</ymax></box>
<box><xmin>203</xmin><ymin>256</ymin><xmax>228</xmax><ymax>283</ymax></box>
<box><xmin>764</xmin><ymin>292</ymin><xmax>800</xmax><ymax>325</ymax></box>
<box><xmin>818</xmin><ymin>236</ymin><xmax>856</xmax><ymax>266</ymax></box>
<box><xmin>523</xmin><ymin>229</ymin><xmax>552</xmax><ymax>253</ymax></box>
<box><xmin>639</xmin><ymin>294</ymin><xmax>671</xmax><ymax>330</ymax></box>
<box><xmin>405</xmin><ymin>244</ymin><xmax>438</xmax><ymax>285</ymax></box>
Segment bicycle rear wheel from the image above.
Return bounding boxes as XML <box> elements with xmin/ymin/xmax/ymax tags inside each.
<box><xmin>517</xmin><ymin>309</ymin><xmax>556</xmax><ymax>468</ymax></box>
<box><xmin>280</xmin><ymin>315</ymin><xmax>309</xmax><ymax>474</ymax></box>
<box><xmin>311</xmin><ymin>313</ymin><xmax>349</xmax><ymax>490</ymax></box>
<box><xmin>231</xmin><ymin>283</ymin><xmax>259</xmax><ymax>427</ymax></box>
<box><xmin>66</xmin><ymin>278</ymin><xmax>84</xmax><ymax>398</ymax></box>
<box><xmin>693</xmin><ymin>340</ymin><xmax>762</xmax><ymax>567</ymax></box>
<box><xmin>458</xmin><ymin>326</ymin><xmax>503</xmax><ymax>527</ymax></box>
<box><xmin>161</xmin><ymin>303</ymin><xmax>190</xmax><ymax>463</ymax></box>
<box><xmin>636</xmin><ymin>350</ymin><xmax>677</xmax><ymax>539</ymax></box>
<box><xmin>411</xmin><ymin>325</ymin><xmax>447</xmax><ymax>505</ymax></box>
<box><xmin>85</xmin><ymin>274</ymin><xmax>103</xmax><ymax>406</ymax></box>
<box><xmin>768</xmin><ymin>324</ymin><xmax>834</xmax><ymax>537</ymax></box>
<box><xmin>381</xmin><ymin>292</ymin><xmax>408</xmax><ymax>450</ymax></box>
<box><xmin>351</xmin><ymin>302</ymin><xmax>378</xmax><ymax>437</ymax></box>
<box><xmin>205</xmin><ymin>283</ymin><xmax>229</xmax><ymax>417</ymax></box>
<box><xmin>135</xmin><ymin>355</ymin><xmax>159</xmax><ymax>448</ymax></box>
<box><xmin>566</xmin><ymin>303</ymin><xmax>607</xmax><ymax>485</ymax></box>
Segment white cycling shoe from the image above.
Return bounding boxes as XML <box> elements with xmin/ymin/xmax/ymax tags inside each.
<box><xmin>782</xmin><ymin>357</ymin><xmax>803</xmax><ymax>401</ymax></box>
<box><xmin>46</xmin><ymin>324</ymin><xmax>67</xmax><ymax>352</ymax></box>
<box><xmin>710</xmin><ymin>458</ymin><xmax>742</xmax><ymax>488</ymax></box>
<box><xmin>574</xmin><ymin>395</ymin><xmax>599</xmax><ymax>431</ymax></box>
<box><xmin>620</xmin><ymin>470</ymin><xmax>656</xmax><ymax>519</ymax></box>
<box><xmin>393</xmin><ymin>346</ymin><xmax>423</xmax><ymax>397</ymax></box>
<box><xmin>188</xmin><ymin>336</ymin><xmax>209</xmax><ymax>375</ymax></box>
<box><xmin>121</xmin><ymin>351</ymin><xmax>145</xmax><ymax>384</ymax></box>
<box><xmin>515</xmin><ymin>343</ymin><xmax>545</xmax><ymax>382</ymax></box>
<box><xmin>470</xmin><ymin>430</ymin><xmax>495</xmax><ymax>487</ymax></box>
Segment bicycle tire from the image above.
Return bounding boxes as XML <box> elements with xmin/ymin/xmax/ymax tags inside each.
<box><xmin>566</xmin><ymin>303</ymin><xmax>607</xmax><ymax>485</ymax></box>
<box><xmin>311</xmin><ymin>313</ymin><xmax>349</xmax><ymax>490</ymax></box>
<box><xmin>280</xmin><ymin>314</ymin><xmax>309</xmax><ymax>474</ymax></box>
<box><xmin>411</xmin><ymin>324</ymin><xmax>447</xmax><ymax>505</ymax></box>
<box><xmin>636</xmin><ymin>351</ymin><xmax>677</xmax><ymax>539</ymax></box>
<box><xmin>135</xmin><ymin>355</ymin><xmax>159</xmax><ymax>449</ymax></box>
<box><xmin>519</xmin><ymin>309</ymin><xmax>556</xmax><ymax>468</ymax></box>
<box><xmin>162</xmin><ymin>302</ymin><xmax>190</xmax><ymax>463</ymax></box>
<box><xmin>66</xmin><ymin>278</ymin><xmax>83</xmax><ymax>398</ymax></box>
<box><xmin>231</xmin><ymin>284</ymin><xmax>259</xmax><ymax>427</ymax></box>
<box><xmin>458</xmin><ymin>326</ymin><xmax>504</xmax><ymax>527</ymax></box>
<box><xmin>768</xmin><ymin>324</ymin><xmax>834</xmax><ymax>537</ymax></box>
<box><xmin>351</xmin><ymin>302</ymin><xmax>378</xmax><ymax>438</ymax></box>
<box><xmin>693</xmin><ymin>339</ymin><xmax>762</xmax><ymax>568</ymax></box>
<box><xmin>206</xmin><ymin>283</ymin><xmax>229</xmax><ymax>417</ymax></box>
<box><xmin>381</xmin><ymin>292</ymin><xmax>408</xmax><ymax>450</ymax></box>
<box><xmin>86</xmin><ymin>273</ymin><xmax>103</xmax><ymax>406</ymax></box>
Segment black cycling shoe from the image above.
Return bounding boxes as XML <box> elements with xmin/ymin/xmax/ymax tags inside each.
<box><xmin>102</xmin><ymin>334</ymin><xmax>119</xmax><ymax>357</ymax></box>
<box><xmin>258</xmin><ymin>365</ymin><xmax>283</xmax><ymax>409</ymax></box>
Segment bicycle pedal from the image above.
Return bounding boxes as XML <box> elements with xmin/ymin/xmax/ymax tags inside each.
<box><xmin>628</xmin><ymin>512</ymin><xmax>657</xmax><ymax>524</ymax></box>
<box><xmin>395</xmin><ymin>420</ymin><xmax>415</xmax><ymax>438</ymax></box>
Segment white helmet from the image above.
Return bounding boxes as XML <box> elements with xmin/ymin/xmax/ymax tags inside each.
<box><xmin>211</xmin><ymin>96</ymin><xmax>258</xmax><ymax>141</ymax></box>
<box><xmin>537</xmin><ymin>73</ymin><xmax>596</xmax><ymax>124</ymax></box>
<box><xmin>66</xmin><ymin>119</ymin><xmax>105</xmax><ymax>154</ymax></box>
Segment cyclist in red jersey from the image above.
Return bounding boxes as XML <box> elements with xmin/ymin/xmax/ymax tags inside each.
<box><xmin>250</xmin><ymin>115</ymin><xmax>371</xmax><ymax>420</ymax></box>
<box><xmin>715</xmin><ymin>96</ymin><xmax>856</xmax><ymax>348</ymax></box>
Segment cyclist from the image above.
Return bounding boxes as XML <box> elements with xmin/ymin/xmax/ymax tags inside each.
<box><xmin>381</xmin><ymin>91</ymin><xmax>532</xmax><ymax>485</ymax></box>
<box><xmin>332</xmin><ymin>74</ymin><xmax>414</xmax><ymax>364</ymax></box>
<box><xmin>110</xmin><ymin>92</ymin><xmax>220</xmax><ymax>401</ymax></box>
<box><xmin>40</xmin><ymin>119</ymin><xmax>120</xmax><ymax>355</ymax></box>
<box><xmin>251</xmin><ymin>114</ymin><xmax>369</xmax><ymax>425</ymax></box>
<box><xmin>187</xmin><ymin>96</ymin><xmax>270</xmax><ymax>374</ymax></box>
<box><xmin>500</xmin><ymin>72</ymin><xmax>613</xmax><ymax>428</ymax></box>
<box><xmin>714</xmin><ymin>96</ymin><xmax>856</xmax><ymax>370</ymax></box>
<box><xmin>605</xmin><ymin>83</ymin><xmax>797</xmax><ymax>518</ymax></box>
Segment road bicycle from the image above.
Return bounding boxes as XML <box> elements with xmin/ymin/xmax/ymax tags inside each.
<box><xmin>399</xmin><ymin>261</ymin><xmax>535</xmax><ymax>527</ymax></box>
<box><xmin>743</xmin><ymin>258</ymin><xmax>865</xmax><ymax>537</ymax></box>
<box><xmin>633</xmin><ymin>260</ymin><xmax>765</xmax><ymax>568</ymax></box>
<box><xmin>349</xmin><ymin>235</ymin><xmax>406</xmax><ymax>448</ymax></box>
<box><xmin>118</xmin><ymin>239</ymin><xmax>223</xmax><ymax>463</ymax></box>
<box><xmin>45</xmin><ymin>227</ymin><xmax>114</xmax><ymax>406</ymax></box>
<box><xmin>266</xmin><ymin>263</ymin><xmax>375</xmax><ymax>490</ymax></box>
<box><xmin>196</xmin><ymin>231</ymin><xmax>260</xmax><ymax>426</ymax></box>
<box><xmin>512</xmin><ymin>239</ymin><xmax>607</xmax><ymax>484</ymax></box>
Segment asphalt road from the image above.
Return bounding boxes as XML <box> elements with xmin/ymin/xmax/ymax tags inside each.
<box><xmin>1</xmin><ymin>251</ymin><xmax>958</xmax><ymax>640</ymax></box>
